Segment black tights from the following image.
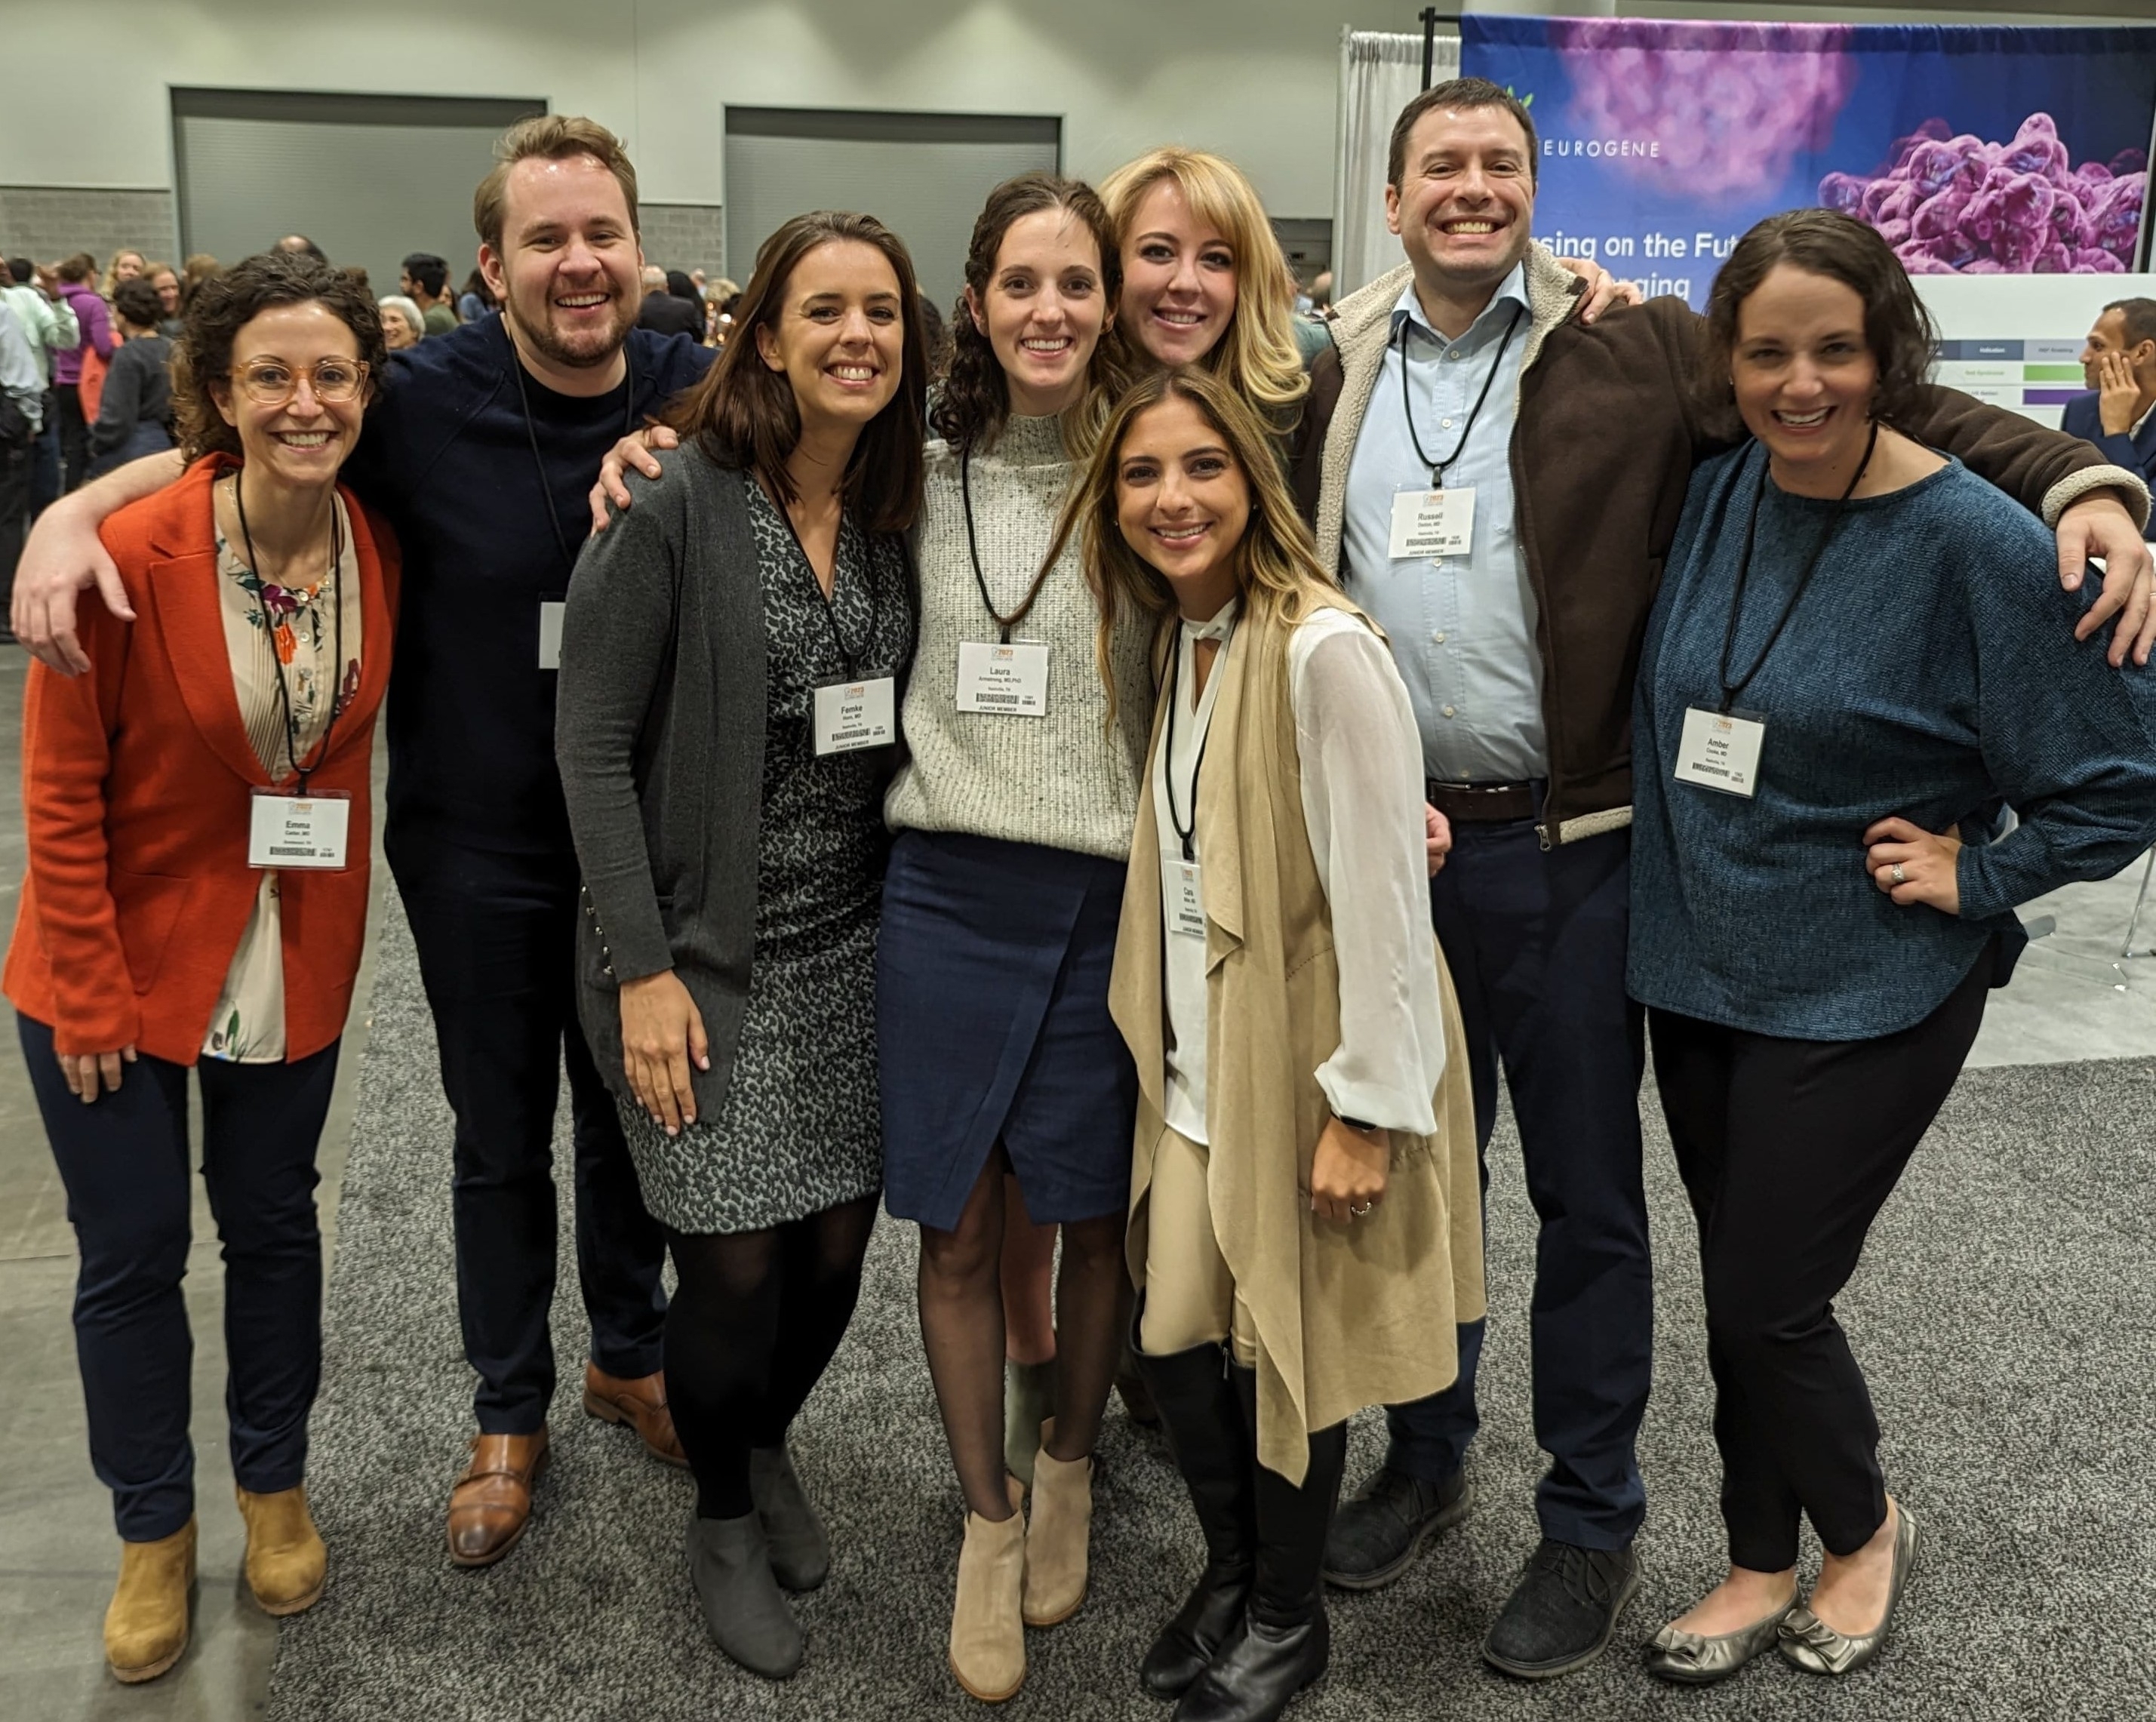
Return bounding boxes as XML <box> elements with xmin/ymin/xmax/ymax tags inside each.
<box><xmin>665</xmin><ymin>1194</ymin><xmax>878</xmax><ymax>1521</ymax></box>
<box><xmin>918</xmin><ymin>1152</ymin><xmax>1132</xmax><ymax>1520</ymax></box>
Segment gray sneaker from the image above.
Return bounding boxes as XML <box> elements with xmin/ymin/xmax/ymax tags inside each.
<box><xmin>1482</xmin><ymin>1538</ymin><xmax>1640</xmax><ymax>1680</ymax></box>
<box><xmin>1321</xmin><ymin>1465</ymin><xmax>1470</xmax><ymax>1590</ymax></box>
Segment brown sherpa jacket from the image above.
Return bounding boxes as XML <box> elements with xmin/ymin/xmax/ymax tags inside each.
<box><xmin>1290</xmin><ymin>249</ymin><xmax>2147</xmax><ymax>847</ymax></box>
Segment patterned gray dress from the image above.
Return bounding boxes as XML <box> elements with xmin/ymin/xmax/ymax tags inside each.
<box><xmin>621</xmin><ymin>472</ymin><xmax>915</xmax><ymax>1235</ymax></box>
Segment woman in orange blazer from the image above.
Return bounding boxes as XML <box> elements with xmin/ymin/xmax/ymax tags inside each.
<box><xmin>4</xmin><ymin>251</ymin><xmax>396</xmax><ymax>1684</ymax></box>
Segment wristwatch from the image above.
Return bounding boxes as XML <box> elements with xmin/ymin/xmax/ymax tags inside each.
<box><xmin>1337</xmin><ymin>1115</ymin><xmax>1381</xmax><ymax>1134</ymax></box>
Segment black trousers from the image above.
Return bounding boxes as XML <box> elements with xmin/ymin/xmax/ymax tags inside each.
<box><xmin>56</xmin><ymin>382</ymin><xmax>88</xmax><ymax>494</ymax></box>
<box><xmin>1647</xmin><ymin>950</ymin><xmax>1991</xmax><ymax>1573</ymax></box>
<box><xmin>1386</xmin><ymin>819</ymin><xmax>1652</xmax><ymax>1549</ymax></box>
<box><xmin>22</xmin><ymin>1017</ymin><xmax>337</xmax><ymax>1541</ymax></box>
<box><xmin>0</xmin><ymin>433</ymin><xmax>30</xmax><ymax>608</ymax></box>
<box><xmin>389</xmin><ymin>833</ymin><xmax>669</xmax><ymax>1432</ymax></box>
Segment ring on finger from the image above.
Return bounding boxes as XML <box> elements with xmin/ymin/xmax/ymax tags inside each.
<box><xmin>1889</xmin><ymin>863</ymin><xmax>1906</xmax><ymax>885</ymax></box>
<box><xmin>1349</xmin><ymin>1200</ymin><xmax>1373</xmax><ymax>1217</ymax></box>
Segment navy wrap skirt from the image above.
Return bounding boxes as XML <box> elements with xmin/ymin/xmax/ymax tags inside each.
<box><xmin>878</xmin><ymin>829</ymin><xmax>1137</xmax><ymax>1232</ymax></box>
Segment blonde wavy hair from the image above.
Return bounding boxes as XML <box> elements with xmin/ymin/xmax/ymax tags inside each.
<box><xmin>1099</xmin><ymin>148</ymin><xmax>1309</xmax><ymax>431</ymax></box>
<box><xmin>1045</xmin><ymin>366</ymin><xmax>1336</xmax><ymax>724</ymax></box>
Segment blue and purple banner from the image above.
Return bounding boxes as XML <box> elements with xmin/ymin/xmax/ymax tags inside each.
<box><xmin>1459</xmin><ymin>18</ymin><xmax>2156</xmax><ymax>309</ymax></box>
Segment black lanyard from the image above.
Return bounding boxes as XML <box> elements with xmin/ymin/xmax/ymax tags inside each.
<box><xmin>1399</xmin><ymin>304</ymin><xmax>1522</xmax><ymax>486</ymax></box>
<box><xmin>1715</xmin><ymin>422</ymin><xmax>1878</xmax><ymax>713</ymax></box>
<box><xmin>960</xmin><ymin>441</ymin><xmax>1053</xmax><ymax>643</ymax></box>
<box><xmin>774</xmin><ymin>484</ymin><xmax>880</xmax><ymax>678</ymax></box>
<box><xmin>509</xmin><ymin>320</ymin><xmax>637</xmax><ymax>578</ymax></box>
<box><xmin>232</xmin><ymin>472</ymin><xmax>346</xmax><ymax>792</ymax></box>
<box><xmin>1163</xmin><ymin>617</ymin><xmax>1233</xmax><ymax>862</ymax></box>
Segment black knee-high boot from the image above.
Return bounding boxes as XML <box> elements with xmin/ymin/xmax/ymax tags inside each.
<box><xmin>1175</xmin><ymin>1364</ymin><xmax>1346</xmax><ymax>1722</ymax></box>
<box><xmin>1136</xmin><ymin>1337</ymin><xmax>1256</xmax><ymax>1698</ymax></box>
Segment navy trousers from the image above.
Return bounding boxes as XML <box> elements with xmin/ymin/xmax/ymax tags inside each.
<box><xmin>389</xmin><ymin>834</ymin><xmax>668</xmax><ymax>1433</ymax></box>
<box><xmin>1383</xmin><ymin>818</ymin><xmax>1653</xmax><ymax>1550</ymax></box>
<box><xmin>23</xmin><ymin>1016</ymin><xmax>337</xmax><ymax>1542</ymax></box>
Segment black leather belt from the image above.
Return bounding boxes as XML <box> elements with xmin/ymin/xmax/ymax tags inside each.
<box><xmin>1425</xmin><ymin>780</ymin><xmax>1538</xmax><ymax>823</ymax></box>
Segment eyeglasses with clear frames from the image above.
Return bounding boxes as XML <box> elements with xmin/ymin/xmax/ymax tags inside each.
<box><xmin>229</xmin><ymin>358</ymin><xmax>371</xmax><ymax>406</ymax></box>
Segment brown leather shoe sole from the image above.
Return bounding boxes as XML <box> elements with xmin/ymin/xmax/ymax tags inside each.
<box><xmin>447</xmin><ymin>1445</ymin><xmax>551</xmax><ymax>1570</ymax></box>
<box><xmin>581</xmin><ymin>1386</ymin><xmax>691</xmax><ymax>1468</ymax></box>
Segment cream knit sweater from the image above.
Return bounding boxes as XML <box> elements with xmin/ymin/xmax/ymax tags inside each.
<box><xmin>885</xmin><ymin>412</ymin><xmax>1155</xmax><ymax>860</ymax></box>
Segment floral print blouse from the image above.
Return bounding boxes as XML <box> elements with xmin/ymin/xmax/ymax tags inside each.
<box><xmin>204</xmin><ymin>480</ymin><xmax>364</xmax><ymax>1062</ymax></box>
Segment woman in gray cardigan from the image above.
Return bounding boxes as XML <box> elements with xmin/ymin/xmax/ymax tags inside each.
<box><xmin>555</xmin><ymin>210</ymin><xmax>927</xmax><ymax>1682</ymax></box>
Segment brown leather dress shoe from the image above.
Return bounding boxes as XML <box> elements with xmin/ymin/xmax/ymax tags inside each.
<box><xmin>447</xmin><ymin>1429</ymin><xmax>549</xmax><ymax>1568</ymax></box>
<box><xmin>583</xmin><ymin>1364</ymin><xmax>689</xmax><ymax>1468</ymax></box>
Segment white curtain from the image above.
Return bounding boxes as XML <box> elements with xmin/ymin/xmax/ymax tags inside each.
<box><xmin>1333</xmin><ymin>28</ymin><xmax>1459</xmax><ymax>299</ymax></box>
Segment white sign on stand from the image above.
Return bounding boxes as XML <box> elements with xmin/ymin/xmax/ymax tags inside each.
<box><xmin>1916</xmin><ymin>273</ymin><xmax>2156</xmax><ymax>430</ymax></box>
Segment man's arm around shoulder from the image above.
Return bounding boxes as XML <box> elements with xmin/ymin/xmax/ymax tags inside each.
<box><xmin>13</xmin><ymin>450</ymin><xmax>187</xmax><ymax>673</ymax></box>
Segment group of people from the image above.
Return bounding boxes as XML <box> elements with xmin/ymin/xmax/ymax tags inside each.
<box><xmin>8</xmin><ymin>81</ymin><xmax>2155</xmax><ymax>1719</ymax></box>
<box><xmin>0</xmin><ymin>248</ymin><xmax>221</xmax><ymax>583</ymax></box>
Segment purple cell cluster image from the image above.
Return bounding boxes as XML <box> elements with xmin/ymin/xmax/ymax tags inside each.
<box><xmin>1554</xmin><ymin>20</ymin><xmax>1856</xmax><ymax>199</ymax></box>
<box><xmin>1820</xmin><ymin>113</ymin><xmax>2146</xmax><ymax>273</ymax></box>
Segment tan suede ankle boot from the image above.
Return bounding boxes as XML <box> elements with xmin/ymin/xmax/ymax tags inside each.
<box><xmin>1022</xmin><ymin>1418</ymin><xmax>1093</xmax><ymax>1627</ymax></box>
<box><xmin>949</xmin><ymin>1478</ymin><xmax>1026</xmax><ymax>1702</ymax></box>
<box><xmin>104</xmin><ymin>1518</ymin><xmax>195</xmax><ymax>1684</ymax></box>
<box><xmin>236</xmin><ymin>1484</ymin><xmax>327</xmax><ymax>1616</ymax></box>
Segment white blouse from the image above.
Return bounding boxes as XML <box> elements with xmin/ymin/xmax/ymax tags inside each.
<box><xmin>1155</xmin><ymin>601</ymin><xmax>1447</xmax><ymax>1145</ymax></box>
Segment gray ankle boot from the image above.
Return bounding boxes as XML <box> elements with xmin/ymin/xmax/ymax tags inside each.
<box><xmin>687</xmin><ymin>1512</ymin><xmax>804</xmax><ymax>1680</ymax></box>
<box><xmin>749</xmin><ymin>1446</ymin><xmax>829</xmax><ymax>1591</ymax></box>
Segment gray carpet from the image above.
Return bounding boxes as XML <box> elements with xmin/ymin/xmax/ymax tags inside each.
<box><xmin>266</xmin><ymin>902</ymin><xmax>2156</xmax><ymax>1721</ymax></box>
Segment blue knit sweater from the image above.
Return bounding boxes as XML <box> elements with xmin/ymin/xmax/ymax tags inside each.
<box><xmin>1629</xmin><ymin>442</ymin><xmax>2156</xmax><ymax>1040</ymax></box>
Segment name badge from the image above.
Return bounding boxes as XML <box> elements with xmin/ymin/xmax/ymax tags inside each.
<box><xmin>248</xmin><ymin>789</ymin><xmax>352</xmax><ymax>870</ymax></box>
<box><xmin>955</xmin><ymin>640</ymin><xmax>1050</xmax><ymax>716</ymax></box>
<box><xmin>1674</xmin><ymin>706</ymin><xmax>1765</xmax><ymax>798</ymax></box>
<box><xmin>813</xmin><ymin>675</ymin><xmax>898</xmax><ymax>756</ymax></box>
<box><xmin>1388</xmin><ymin>487</ymin><xmax>1475</xmax><ymax>561</ymax></box>
<box><xmin>1170</xmin><ymin>861</ymin><xmax>1207</xmax><ymax>939</ymax></box>
<box><xmin>538</xmin><ymin>597</ymin><xmax>566</xmax><ymax>671</ymax></box>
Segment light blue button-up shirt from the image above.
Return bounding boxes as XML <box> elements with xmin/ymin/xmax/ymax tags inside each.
<box><xmin>1342</xmin><ymin>266</ymin><xmax>1545</xmax><ymax>783</ymax></box>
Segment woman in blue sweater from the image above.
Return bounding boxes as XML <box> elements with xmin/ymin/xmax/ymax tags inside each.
<box><xmin>1629</xmin><ymin>209</ymin><xmax>2156</xmax><ymax>1687</ymax></box>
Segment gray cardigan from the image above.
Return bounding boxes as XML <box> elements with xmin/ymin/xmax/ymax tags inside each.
<box><xmin>555</xmin><ymin>446</ymin><xmax>768</xmax><ymax>1115</ymax></box>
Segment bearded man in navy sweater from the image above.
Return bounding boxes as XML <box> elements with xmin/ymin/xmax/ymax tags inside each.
<box><xmin>14</xmin><ymin>116</ymin><xmax>717</xmax><ymax>1568</ymax></box>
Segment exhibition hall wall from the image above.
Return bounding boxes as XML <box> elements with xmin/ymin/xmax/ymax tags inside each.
<box><xmin>2</xmin><ymin>0</ymin><xmax>2142</xmax><ymax>275</ymax></box>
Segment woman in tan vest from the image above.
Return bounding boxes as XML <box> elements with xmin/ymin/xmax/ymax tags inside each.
<box><xmin>1061</xmin><ymin>365</ymin><xmax>1482</xmax><ymax>1722</ymax></box>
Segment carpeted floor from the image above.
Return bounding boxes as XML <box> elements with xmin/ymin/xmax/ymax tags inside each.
<box><xmin>266</xmin><ymin>903</ymin><xmax>2156</xmax><ymax>1722</ymax></box>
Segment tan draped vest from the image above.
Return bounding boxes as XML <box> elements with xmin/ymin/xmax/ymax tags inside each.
<box><xmin>1109</xmin><ymin>588</ymin><xmax>1487</xmax><ymax>1484</ymax></box>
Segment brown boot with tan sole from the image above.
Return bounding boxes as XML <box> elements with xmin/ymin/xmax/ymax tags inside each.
<box><xmin>949</xmin><ymin>1477</ymin><xmax>1027</xmax><ymax>1702</ymax></box>
<box><xmin>104</xmin><ymin>1518</ymin><xmax>195</xmax><ymax>1684</ymax></box>
<box><xmin>236</xmin><ymin>1484</ymin><xmax>328</xmax><ymax>1616</ymax></box>
<box><xmin>1022</xmin><ymin>1419</ymin><xmax>1093</xmax><ymax>1628</ymax></box>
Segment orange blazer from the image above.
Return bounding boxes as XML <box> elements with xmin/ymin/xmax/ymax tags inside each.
<box><xmin>5</xmin><ymin>454</ymin><xmax>400</xmax><ymax>1062</ymax></box>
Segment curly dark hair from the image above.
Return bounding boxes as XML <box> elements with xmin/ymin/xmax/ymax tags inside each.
<box><xmin>930</xmin><ymin>173</ymin><xmax>1124</xmax><ymax>454</ymax></box>
<box><xmin>112</xmin><ymin>278</ymin><xmax>165</xmax><ymax>332</ymax></box>
<box><xmin>172</xmin><ymin>251</ymin><xmax>386</xmax><ymax>460</ymax></box>
<box><xmin>1699</xmin><ymin>208</ymin><xmax>1938</xmax><ymax>432</ymax></box>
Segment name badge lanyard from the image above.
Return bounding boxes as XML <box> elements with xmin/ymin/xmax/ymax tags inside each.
<box><xmin>777</xmin><ymin>490</ymin><xmax>883</xmax><ymax>678</ymax></box>
<box><xmin>234</xmin><ymin>475</ymin><xmax>346</xmax><ymax>792</ymax></box>
<box><xmin>1713</xmin><ymin>421</ymin><xmax>1878</xmax><ymax>715</ymax></box>
<box><xmin>510</xmin><ymin>322</ymin><xmax>638</xmax><ymax>581</ymax></box>
<box><xmin>1161</xmin><ymin>618</ymin><xmax>1234</xmax><ymax>863</ymax></box>
<box><xmin>1400</xmin><ymin>305</ymin><xmax>1522</xmax><ymax>486</ymax></box>
<box><xmin>961</xmin><ymin>441</ymin><xmax>1054</xmax><ymax>642</ymax></box>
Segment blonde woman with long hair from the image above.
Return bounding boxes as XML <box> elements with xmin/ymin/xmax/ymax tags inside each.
<box><xmin>1099</xmin><ymin>149</ymin><xmax>1311</xmax><ymax>435</ymax></box>
<box><xmin>1063</xmin><ymin>365</ymin><xmax>1481</xmax><ymax>1722</ymax></box>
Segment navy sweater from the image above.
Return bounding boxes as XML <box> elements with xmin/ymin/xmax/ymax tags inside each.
<box><xmin>1629</xmin><ymin>443</ymin><xmax>2156</xmax><ymax>1040</ymax></box>
<box><xmin>344</xmin><ymin>318</ymin><xmax>713</xmax><ymax>858</ymax></box>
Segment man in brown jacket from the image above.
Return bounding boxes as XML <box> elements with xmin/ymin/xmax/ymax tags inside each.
<box><xmin>1293</xmin><ymin>76</ymin><xmax>2152</xmax><ymax>1683</ymax></box>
